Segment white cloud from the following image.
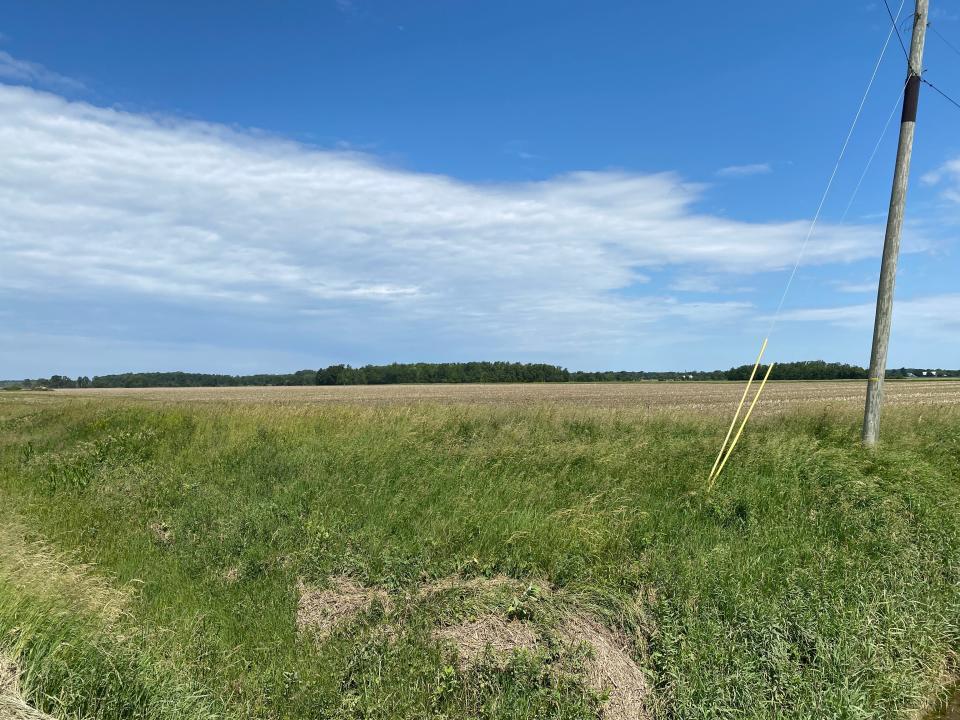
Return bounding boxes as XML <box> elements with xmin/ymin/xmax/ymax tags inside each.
<box><xmin>833</xmin><ymin>280</ymin><xmax>877</xmax><ymax>293</ymax></box>
<box><xmin>716</xmin><ymin>163</ymin><xmax>772</xmax><ymax>178</ymax></box>
<box><xmin>0</xmin><ymin>82</ymin><xmax>911</xmax><ymax>369</ymax></box>
<box><xmin>779</xmin><ymin>293</ymin><xmax>960</xmax><ymax>336</ymax></box>
<box><xmin>669</xmin><ymin>275</ymin><xmax>720</xmax><ymax>292</ymax></box>
<box><xmin>0</xmin><ymin>51</ymin><xmax>84</xmax><ymax>92</ymax></box>
<box><xmin>924</xmin><ymin>157</ymin><xmax>960</xmax><ymax>204</ymax></box>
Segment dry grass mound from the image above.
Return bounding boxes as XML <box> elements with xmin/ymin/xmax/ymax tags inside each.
<box><xmin>433</xmin><ymin>615</ymin><xmax>538</xmax><ymax>666</ymax></box>
<box><xmin>559</xmin><ymin>616</ymin><xmax>649</xmax><ymax>720</ymax></box>
<box><xmin>425</xmin><ymin>574</ymin><xmax>648</xmax><ymax>718</ymax></box>
<box><xmin>296</xmin><ymin>575</ymin><xmax>392</xmax><ymax>639</ymax></box>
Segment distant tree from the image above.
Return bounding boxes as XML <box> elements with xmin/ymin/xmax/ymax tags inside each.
<box><xmin>60</xmin><ymin>359</ymin><xmax>960</xmax><ymax>389</ymax></box>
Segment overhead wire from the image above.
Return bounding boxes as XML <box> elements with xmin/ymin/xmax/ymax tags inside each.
<box><xmin>923</xmin><ymin>77</ymin><xmax>960</xmax><ymax>113</ymax></box>
<box><xmin>922</xmin><ymin>19</ymin><xmax>960</xmax><ymax>114</ymax></box>
<box><xmin>839</xmin><ymin>78</ymin><xmax>908</xmax><ymax>223</ymax></box>
<box><xmin>765</xmin><ymin>0</ymin><xmax>905</xmax><ymax>337</ymax></box>
<box><xmin>707</xmin><ymin>0</ymin><xmax>906</xmax><ymax>487</ymax></box>
<box><xmin>882</xmin><ymin>0</ymin><xmax>910</xmax><ymax>61</ymax></box>
<box><xmin>929</xmin><ymin>24</ymin><xmax>960</xmax><ymax>60</ymax></box>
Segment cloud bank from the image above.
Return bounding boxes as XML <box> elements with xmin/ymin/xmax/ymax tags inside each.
<box><xmin>0</xmin><ymin>82</ymin><xmax>936</xmax><ymax>373</ymax></box>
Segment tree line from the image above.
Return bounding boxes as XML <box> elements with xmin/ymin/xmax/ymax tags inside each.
<box><xmin>3</xmin><ymin>361</ymin><xmax>958</xmax><ymax>389</ymax></box>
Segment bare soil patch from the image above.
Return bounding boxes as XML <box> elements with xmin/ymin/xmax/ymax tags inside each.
<box><xmin>148</xmin><ymin>521</ymin><xmax>174</xmax><ymax>545</ymax></box>
<box><xmin>296</xmin><ymin>576</ymin><xmax>392</xmax><ymax>639</ymax></box>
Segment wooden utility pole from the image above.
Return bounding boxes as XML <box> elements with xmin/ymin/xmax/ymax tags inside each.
<box><xmin>862</xmin><ymin>0</ymin><xmax>928</xmax><ymax>446</ymax></box>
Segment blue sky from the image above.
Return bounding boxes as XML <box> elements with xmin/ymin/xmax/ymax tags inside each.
<box><xmin>1</xmin><ymin>0</ymin><xmax>959</xmax><ymax>377</ymax></box>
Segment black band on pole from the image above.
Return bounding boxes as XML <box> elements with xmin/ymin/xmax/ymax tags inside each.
<box><xmin>902</xmin><ymin>74</ymin><xmax>921</xmax><ymax>123</ymax></box>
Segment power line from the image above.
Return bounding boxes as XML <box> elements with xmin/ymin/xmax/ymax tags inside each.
<box><xmin>839</xmin><ymin>79</ymin><xmax>909</xmax><ymax>223</ymax></box>
<box><xmin>710</xmin><ymin>0</ymin><xmax>913</xmax><ymax>473</ymax></box>
<box><xmin>923</xmin><ymin>77</ymin><xmax>960</xmax><ymax>112</ymax></box>
<box><xmin>765</xmin><ymin>0</ymin><xmax>905</xmax><ymax>335</ymax></box>
<box><xmin>883</xmin><ymin>0</ymin><xmax>910</xmax><ymax>61</ymax></box>
<box><xmin>929</xmin><ymin>24</ymin><xmax>960</xmax><ymax>60</ymax></box>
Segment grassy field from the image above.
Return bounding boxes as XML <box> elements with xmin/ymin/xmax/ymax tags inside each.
<box><xmin>1</xmin><ymin>384</ymin><xmax>959</xmax><ymax>719</ymax></box>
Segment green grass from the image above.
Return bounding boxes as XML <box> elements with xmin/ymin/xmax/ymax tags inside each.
<box><xmin>0</xmin><ymin>395</ymin><xmax>958</xmax><ymax>719</ymax></box>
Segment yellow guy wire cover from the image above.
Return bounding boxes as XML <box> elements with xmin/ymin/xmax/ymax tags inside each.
<box><xmin>708</xmin><ymin>362</ymin><xmax>775</xmax><ymax>491</ymax></box>
<box><xmin>707</xmin><ymin>338</ymin><xmax>768</xmax><ymax>483</ymax></box>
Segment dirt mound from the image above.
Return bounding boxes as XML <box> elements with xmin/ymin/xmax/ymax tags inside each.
<box><xmin>433</xmin><ymin>615</ymin><xmax>538</xmax><ymax>665</ymax></box>
<box><xmin>296</xmin><ymin>575</ymin><xmax>392</xmax><ymax>639</ymax></box>
<box><xmin>559</xmin><ymin>616</ymin><xmax>648</xmax><ymax>720</ymax></box>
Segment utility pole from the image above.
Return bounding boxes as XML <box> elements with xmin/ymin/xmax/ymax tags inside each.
<box><xmin>862</xmin><ymin>0</ymin><xmax>928</xmax><ymax>446</ymax></box>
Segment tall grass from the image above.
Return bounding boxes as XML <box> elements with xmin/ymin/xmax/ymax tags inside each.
<box><xmin>0</xmin><ymin>396</ymin><xmax>958</xmax><ymax>718</ymax></box>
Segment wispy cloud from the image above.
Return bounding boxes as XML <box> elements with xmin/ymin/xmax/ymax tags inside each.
<box><xmin>0</xmin><ymin>50</ymin><xmax>84</xmax><ymax>92</ymax></box>
<box><xmin>669</xmin><ymin>275</ymin><xmax>720</xmax><ymax>293</ymax></box>
<box><xmin>923</xmin><ymin>156</ymin><xmax>960</xmax><ymax>204</ymax></box>
<box><xmin>716</xmin><ymin>163</ymin><xmax>772</xmax><ymax>178</ymax></box>
<box><xmin>833</xmin><ymin>280</ymin><xmax>877</xmax><ymax>293</ymax></box>
<box><xmin>503</xmin><ymin>140</ymin><xmax>539</xmax><ymax>161</ymax></box>
<box><xmin>779</xmin><ymin>294</ymin><xmax>960</xmax><ymax>336</ymax></box>
<box><xmin>0</xmin><ymin>82</ymin><xmax>921</xmax><ymax>373</ymax></box>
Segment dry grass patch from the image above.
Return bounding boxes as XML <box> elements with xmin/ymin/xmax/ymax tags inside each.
<box><xmin>0</xmin><ymin>654</ymin><xmax>56</xmax><ymax>720</ymax></box>
<box><xmin>433</xmin><ymin>615</ymin><xmax>538</xmax><ymax>666</ymax></box>
<box><xmin>432</xmin><ymin>610</ymin><xmax>649</xmax><ymax>719</ymax></box>
<box><xmin>148</xmin><ymin>521</ymin><xmax>174</xmax><ymax>545</ymax></box>
<box><xmin>296</xmin><ymin>575</ymin><xmax>392</xmax><ymax>639</ymax></box>
<box><xmin>0</xmin><ymin>692</ymin><xmax>57</xmax><ymax>720</ymax></box>
<box><xmin>559</xmin><ymin>616</ymin><xmax>648</xmax><ymax>720</ymax></box>
<box><xmin>0</xmin><ymin>653</ymin><xmax>19</xmax><ymax>697</ymax></box>
<box><xmin>424</xmin><ymin>574</ymin><xmax>648</xmax><ymax>717</ymax></box>
<box><xmin>0</xmin><ymin>523</ymin><xmax>129</xmax><ymax>624</ymax></box>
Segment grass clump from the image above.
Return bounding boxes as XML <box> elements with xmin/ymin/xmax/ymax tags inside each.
<box><xmin>0</xmin><ymin>394</ymin><xmax>957</xmax><ymax>718</ymax></box>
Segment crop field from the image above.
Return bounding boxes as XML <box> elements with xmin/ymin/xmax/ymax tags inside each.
<box><xmin>1</xmin><ymin>384</ymin><xmax>959</xmax><ymax>719</ymax></box>
<box><xmin>44</xmin><ymin>378</ymin><xmax>960</xmax><ymax>410</ymax></box>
